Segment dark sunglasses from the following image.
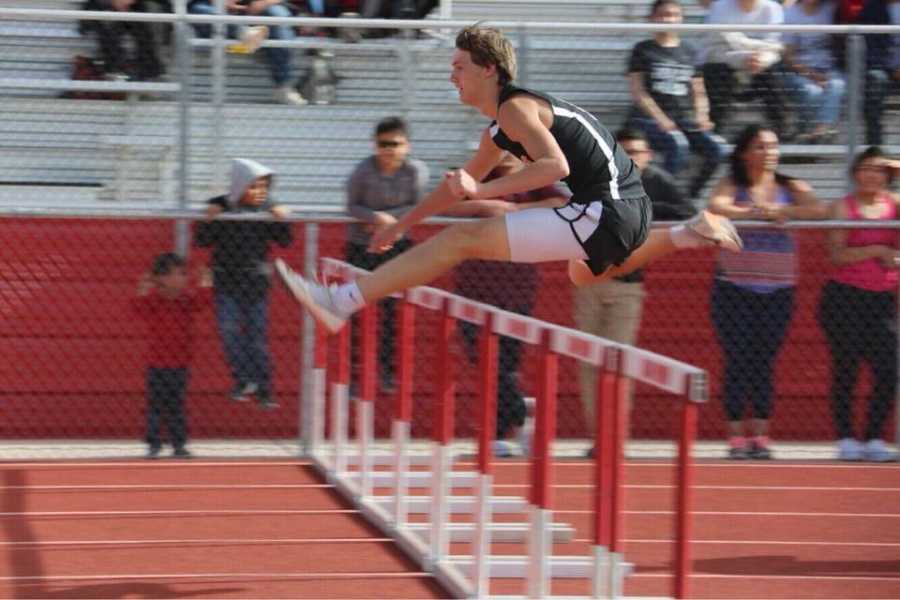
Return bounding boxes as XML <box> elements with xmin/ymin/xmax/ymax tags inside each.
<box><xmin>377</xmin><ymin>140</ymin><xmax>404</xmax><ymax>148</ymax></box>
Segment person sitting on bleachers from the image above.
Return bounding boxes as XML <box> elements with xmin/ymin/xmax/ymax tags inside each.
<box><xmin>701</xmin><ymin>0</ymin><xmax>789</xmax><ymax>138</ymax></box>
<box><xmin>188</xmin><ymin>0</ymin><xmax>308</xmax><ymax>105</ymax></box>
<box><xmin>782</xmin><ymin>0</ymin><xmax>846</xmax><ymax>144</ymax></box>
<box><xmin>852</xmin><ymin>0</ymin><xmax>900</xmax><ymax>146</ymax></box>
<box><xmin>79</xmin><ymin>0</ymin><xmax>168</xmax><ymax>82</ymax></box>
<box><xmin>625</xmin><ymin>0</ymin><xmax>725</xmax><ymax>199</ymax></box>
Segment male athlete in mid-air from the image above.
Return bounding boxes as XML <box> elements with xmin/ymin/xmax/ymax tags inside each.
<box><xmin>274</xmin><ymin>25</ymin><xmax>742</xmax><ymax>333</ymax></box>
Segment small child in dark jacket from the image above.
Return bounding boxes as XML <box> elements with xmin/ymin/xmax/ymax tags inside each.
<box><xmin>194</xmin><ymin>158</ymin><xmax>293</xmax><ymax>409</ymax></box>
<box><xmin>132</xmin><ymin>252</ymin><xmax>212</xmax><ymax>459</ymax></box>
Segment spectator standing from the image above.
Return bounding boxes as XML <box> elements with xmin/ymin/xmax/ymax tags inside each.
<box><xmin>345</xmin><ymin>117</ymin><xmax>428</xmax><ymax>392</ymax></box>
<box><xmin>782</xmin><ymin>0</ymin><xmax>846</xmax><ymax>143</ymax></box>
<box><xmin>701</xmin><ymin>0</ymin><xmax>789</xmax><ymax>137</ymax></box>
<box><xmin>80</xmin><ymin>0</ymin><xmax>167</xmax><ymax>81</ymax></box>
<box><xmin>188</xmin><ymin>0</ymin><xmax>308</xmax><ymax>105</ymax></box>
<box><xmin>818</xmin><ymin>146</ymin><xmax>898</xmax><ymax>462</ymax></box>
<box><xmin>195</xmin><ymin>158</ymin><xmax>293</xmax><ymax>409</ymax></box>
<box><xmin>626</xmin><ymin>0</ymin><xmax>725</xmax><ymax>199</ymax></box>
<box><xmin>449</xmin><ymin>154</ymin><xmax>569</xmax><ymax>457</ymax></box>
<box><xmin>131</xmin><ymin>253</ymin><xmax>212</xmax><ymax>459</ymax></box>
<box><xmin>576</xmin><ymin>128</ymin><xmax>697</xmax><ymax>457</ymax></box>
<box><xmin>707</xmin><ymin>124</ymin><xmax>827</xmax><ymax>460</ymax></box>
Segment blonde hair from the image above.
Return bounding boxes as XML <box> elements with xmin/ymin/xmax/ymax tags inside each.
<box><xmin>455</xmin><ymin>25</ymin><xmax>517</xmax><ymax>86</ymax></box>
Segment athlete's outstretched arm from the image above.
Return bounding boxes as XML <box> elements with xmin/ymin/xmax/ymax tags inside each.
<box><xmin>462</xmin><ymin>95</ymin><xmax>570</xmax><ymax>200</ymax></box>
<box><xmin>368</xmin><ymin>127</ymin><xmax>504</xmax><ymax>252</ymax></box>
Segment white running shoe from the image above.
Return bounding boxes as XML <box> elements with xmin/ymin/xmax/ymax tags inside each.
<box><xmin>863</xmin><ymin>438</ymin><xmax>896</xmax><ymax>463</ymax></box>
<box><xmin>836</xmin><ymin>438</ymin><xmax>864</xmax><ymax>461</ymax></box>
<box><xmin>274</xmin><ymin>259</ymin><xmax>348</xmax><ymax>333</ymax></box>
<box><xmin>274</xmin><ymin>85</ymin><xmax>308</xmax><ymax>106</ymax></box>
<box><xmin>686</xmin><ymin>210</ymin><xmax>743</xmax><ymax>252</ymax></box>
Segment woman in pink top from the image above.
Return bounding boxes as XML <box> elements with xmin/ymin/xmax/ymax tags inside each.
<box><xmin>818</xmin><ymin>146</ymin><xmax>899</xmax><ymax>462</ymax></box>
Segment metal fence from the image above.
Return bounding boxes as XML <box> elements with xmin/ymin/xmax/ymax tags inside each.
<box><xmin>0</xmin><ymin>5</ymin><xmax>898</xmax><ymax>460</ymax></box>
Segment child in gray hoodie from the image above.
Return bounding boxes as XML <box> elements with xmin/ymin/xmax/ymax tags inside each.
<box><xmin>195</xmin><ymin>158</ymin><xmax>293</xmax><ymax>409</ymax></box>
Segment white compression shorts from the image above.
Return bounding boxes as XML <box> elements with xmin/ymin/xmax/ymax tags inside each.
<box><xmin>503</xmin><ymin>201</ymin><xmax>604</xmax><ymax>263</ymax></box>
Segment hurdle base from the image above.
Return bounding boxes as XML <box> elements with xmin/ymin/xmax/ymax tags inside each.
<box><xmin>407</xmin><ymin>521</ymin><xmax>575</xmax><ymax>543</ymax></box>
<box><xmin>448</xmin><ymin>555</ymin><xmax>634</xmax><ymax>579</ymax></box>
<box><xmin>371</xmin><ymin>494</ymin><xmax>527</xmax><ymax>514</ymax></box>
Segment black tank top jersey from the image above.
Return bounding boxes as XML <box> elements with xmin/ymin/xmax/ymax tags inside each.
<box><xmin>489</xmin><ymin>84</ymin><xmax>645</xmax><ymax>205</ymax></box>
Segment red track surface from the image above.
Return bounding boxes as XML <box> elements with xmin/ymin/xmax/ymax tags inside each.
<box><xmin>1</xmin><ymin>459</ymin><xmax>898</xmax><ymax>599</ymax></box>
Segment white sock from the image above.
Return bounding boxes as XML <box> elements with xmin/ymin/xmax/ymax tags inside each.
<box><xmin>669</xmin><ymin>224</ymin><xmax>700</xmax><ymax>249</ymax></box>
<box><xmin>332</xmin><ymin>281</ymin><xmax>366</xmax><ymax>316</ymax></box>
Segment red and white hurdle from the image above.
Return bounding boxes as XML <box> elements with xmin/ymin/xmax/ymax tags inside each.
<box><xmin>305</xmin><ymin>258</ymin><xmax>707</xmax><ymax>600</ymax></box>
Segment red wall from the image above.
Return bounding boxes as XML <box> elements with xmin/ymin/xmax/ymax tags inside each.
<box><xmin>0</xmin><ymin>219</ymin><xmax>881</xmax><ymax>442</ymax></box>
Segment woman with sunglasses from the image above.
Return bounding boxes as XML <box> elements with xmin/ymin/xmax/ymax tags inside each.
<box><xmin>818</xmin><ymin>146</ymin><xmax>899</xmax><ymax>462</ymax></box>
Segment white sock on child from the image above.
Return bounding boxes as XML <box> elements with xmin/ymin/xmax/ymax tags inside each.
<box><xmin>333</xmin><ymin>281</ymin><xmax>366</xmax><ymax>316</ymax></box>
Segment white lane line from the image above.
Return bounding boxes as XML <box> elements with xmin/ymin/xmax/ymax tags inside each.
<box><xmin>493</xmin><ymin>484</ymin><xmax>900</xmax><ymax>492</ymax></box>
<box><xmin>573</xmin><ymin>538</ymin><xmax>900</xmax><ymax>547</ymax></box>
<box><xmin>4</xmin><ymin>484</ymin><xmax>330</xmax><ymax>491</ymax></box>
<box><xmin>0</xmin><ymin>509</ymin><xmax>359</xmax><ymax>517</ymax></box>
<box><xmin>478</xmin><ymin>461</ymin><xmax>900</xmax><ymax>470</ymax></box>
<box><xmin>556</xmin><ymin>510</ymin><xmax>900</xmax><ymax>518</ymax></box>
<box><xmin>633</xmin><ymin>573</ymin><xmax>900</xmax><ymax>582</ymax></box>
<box><xmin>0</xmin><ymin>461</ymin><xmax>311</xmax><ymax>468</ymax></box>
<box><xmin>0</xmin><ymin>571</ymin><xmax>432</xmax><ymax>582</ymax></box>
<box><xmin>0</xmin><ymin>537</ymin><xmax>392</xmax><ymax>547</ymax></box>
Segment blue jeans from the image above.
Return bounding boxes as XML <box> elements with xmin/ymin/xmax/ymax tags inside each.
<box><xmin>782</xmin><ymin>70</ymin><xmax>846</xmax><ymax>131</ymax></box>
<box><xmin>189</xmin><ymin>1</ymin><xmax>294</xmax><ymax>86</ymax></box>
<box><xmin>628</xmin><ymin>116</ymin><xmax>725</xmax><ymax>198</ymax></box>
<box><xmin>864</xmin><ymin>69</ymin><xmax>899</xmax><ymax>146</ymax></box>
<box><xmin>215</xmin><ymin>291</ymin><xmax>272</xmax><ymax>395</ymax></box>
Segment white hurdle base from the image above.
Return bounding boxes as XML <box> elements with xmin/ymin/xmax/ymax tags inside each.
<box><xmin>407</xmin><ymin>521</ymin><xmax>575</xmax><ymax>543</ymax></box>
<box><xmin>448</xmin><ymin>555</ymin><xmax>634</xmax><ymax>580</ymax></box>
<box><xmin>345</xmin><ymin>469</ymin><xmax>478</xmax><ymax>487</ymax></box>
<box><xmin>371</xmin><ymin>494</ymin><xmax>528</xmax><ymax>514</ymax></box>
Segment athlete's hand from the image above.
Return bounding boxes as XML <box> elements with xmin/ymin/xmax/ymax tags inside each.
<box><xmin>368</xmin><ymin>221</ymin><xmax>406</xmax><ymax>253</ymax></box>
<box><xmin>445</xmin><ymin>168</ymin><xmax>480</xmax><ymax>200</ymax></box>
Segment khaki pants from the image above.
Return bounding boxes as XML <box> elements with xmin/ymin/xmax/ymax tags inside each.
<box><xmin>574</xmin><ymin>279</ymin><xmax>645</xmax><ymax>434</ymax></box>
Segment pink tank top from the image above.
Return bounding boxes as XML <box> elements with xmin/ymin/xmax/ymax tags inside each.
<box><xmin>832</xmin><ymin>193</ymin><xmax>899</xmax><ymax>292</ymax></box>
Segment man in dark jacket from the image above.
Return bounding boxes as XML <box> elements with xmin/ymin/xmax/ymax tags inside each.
<box><xmin>195</xmin><ymin>158</ymin><xmax>293</xmax><ymax>409</ymax></box>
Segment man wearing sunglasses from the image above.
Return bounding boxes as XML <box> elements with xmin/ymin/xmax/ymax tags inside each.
<box><xmin>344</xmin><ymin>116</ymin><xmax>429</xmax><ymax>392</ymax></box>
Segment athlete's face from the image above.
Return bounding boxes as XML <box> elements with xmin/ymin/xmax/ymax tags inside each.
<box><xmin>450</xmin><ymin>49</ymin><xmax>491</xmax><ymax>105</ymax></box>
<box><xmin>741</xmin><ymin>130</ymin><xmax>780</xmax><ymax>173</ymax></box>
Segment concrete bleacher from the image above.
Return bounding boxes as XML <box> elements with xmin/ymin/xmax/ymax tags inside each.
<box><xmin>0</xmin><ymin>0</ymin><xmax>886</xmax><ymax>208</ymax></box>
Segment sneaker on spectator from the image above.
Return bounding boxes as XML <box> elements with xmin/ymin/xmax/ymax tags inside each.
<box><xmin>493</xmin><ymin>439</ymin><xmax>520</xmax><ymax>458</ymax></box>
<box><xmin>837</xmin><ymin>438</ymin><xmax>864</xmax><ymax>461</ymax></box>
<box><xmin>257</xmin><ymin>393</ymin><xmax>280</xmax><ymax>411</ymax></box>
<box><xmin>863</xmin><ymin>439</ymin><xmax>895</xmax><ymax>462</ymax></box>
<box><xmin>228</xmin><ymin>25</ymin><xmax>269</xmax><ymax>54</ymax></box>
<box><xmin>748</xmin><ymin>438</ymin><xmax>773</xmax><ymax>460</ymax></box>
<box><xmin>173</xmin><ymin>447</ymin><xmax>192</xmax><ymax>459</ymax></box>
<box><xmin>146</xmin><ymin>445</ymin><xmax>162</xmax><ymax>460</ymax></box>
<box><xmin>727</xmin><ymin>436</ymin><xmax>749</xmax><ymax>460</ymax></box>
<box><xmin>687</xmin><ymin>211</ymin><xmax>743</xmax><ymax>252</ymax></box>
<box><xmin>230</xmin><ymin>382</ymin><xmax>257</xmax><ymax>403</ymax></box>
<box><xmin>274</xmin><ymin>259</ymin><xmax>348</xmax><ymax>333</ymax></box>
<box><xmin>274</xmin><ymin>86</ymin><xmax>308</xmax><ymax>106</ymax></box>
